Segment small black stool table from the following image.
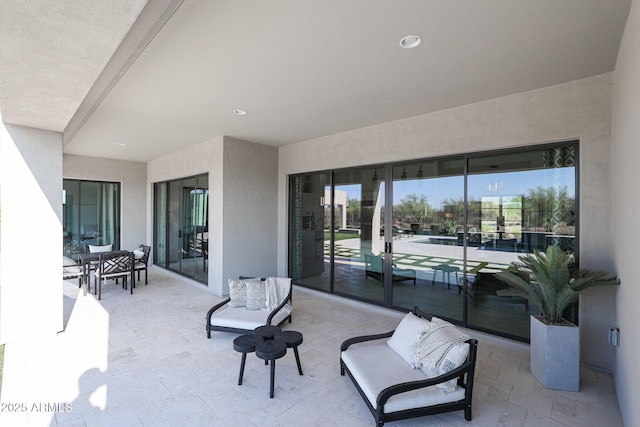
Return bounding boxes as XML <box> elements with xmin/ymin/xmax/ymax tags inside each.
<box><xmin>233</xmin><ymin>325</ymin><xmax>304</xmax><ymax>398</ymax></box>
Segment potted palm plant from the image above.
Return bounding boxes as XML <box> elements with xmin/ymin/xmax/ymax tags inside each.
<box><xmin>496</xmin><ymin>245</ymin><xmax>619</xmax><ymax>391</ymax></box>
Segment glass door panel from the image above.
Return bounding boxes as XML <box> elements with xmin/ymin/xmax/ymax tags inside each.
<box><xmin>63</xmin><ymin>181</ymin><xmax>80</xmax><ymax>258</ymax></box>
<box><xmin>466</xmin><ymin>146</ymin><xmax>576</xmax><ymax>339</ymax></box>
<box><xmin>192</xmin><ymin>175</ymin><xmax>209</xmax><ymax>283</ymax></box>
<box><xmin>333</xmin><ymin>168</ymin><xmax>385</xmax><ymax>304</ymax></box>
<box><xmin>181</xmin><ymin>177</ymin><xmax>198</xmax><ymax>278</ymax></box>
<box><xmin>63</xmin><ymin>179</ymin><xmax>120</xmax><ymax>258</ymax></box>
<box><xmin>390</xmin><ymin>159</ymin><xmax>464</xmax><ymax>321</ymax></box>
<box><xmin>167</xmin><ymin>179</ymin><xmax>182</xmax><ymax>273</ymax></box>
<box><xmin>154</xmin><ymin>182</ymin><xmax>168</xmax><ymax>267</ymax></box>
<box><xmin>289</xmin><ymin>173</ymin><xmax>331</xmax><ymax>292</ymax></box>
<box><xmin>159</xmin><ymin>174</ymin><xmax>208</xmax><ymax>284</ymax></box>
<box><xmin>180</xmin><ymin>175</ymin><xmax>208</xmax><ymax>282</ymax></box>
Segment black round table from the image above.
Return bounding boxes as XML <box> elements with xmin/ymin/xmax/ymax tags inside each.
<box><xmin>232</xmin><ymin>325</ymin><xmax>304</xmax><ymax>398</ymax></box>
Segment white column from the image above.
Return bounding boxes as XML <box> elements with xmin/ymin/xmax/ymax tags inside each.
<box><xmin>0</xmin><ymin>123</ymin><xmax>63</xmax><ymax>343</ymax></box>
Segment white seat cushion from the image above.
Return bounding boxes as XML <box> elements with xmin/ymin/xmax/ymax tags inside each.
<box><xmin>209</xmin><ymin>304</ymin><xmax>291</xmax><ymax>330</ymax></box>
<box><xmin>63</xmin><ymin>265</ymin><xmax>81</xmax><ymax>278</ymax></box>
<box><xmin>95</xmin><ymin>271</ymin><xmax>130</xmax><ymax>280</ymax></box>
<box><xmin>341</xmin><ymin>343</ymin><xmax>465</xmax><ymax>413</ymax></box>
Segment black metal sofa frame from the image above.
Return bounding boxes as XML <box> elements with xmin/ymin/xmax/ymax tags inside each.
<box><xmin>205</xmin><ymin>277</ymin><xmax>293</xmax><ymax>338</ymax></box>
<box><xmin>340</xmin><ymin>306</ymin><xmax>478</xmax><ymax>426</ymax></box>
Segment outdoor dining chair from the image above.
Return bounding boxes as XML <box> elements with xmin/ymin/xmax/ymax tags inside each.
<box><xmin>86</xmin><ymin>243</ymin><xmax>114</xmax><ymax>272</ymax></box>
<box><xmin>94</xmin><ymin>252</ymin><xmax>134</xmax><ymax>300</ymax></box>
<box><xmin>133</xmin><ymin>244</ymin><xmax>151</xmax><ymax>285</ymax></box>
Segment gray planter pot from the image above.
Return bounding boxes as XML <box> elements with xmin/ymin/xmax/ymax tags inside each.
<box><xmin>530</xmin><ymin>315</ymin><xmax>580</xmax><ymax>391</ymax></box>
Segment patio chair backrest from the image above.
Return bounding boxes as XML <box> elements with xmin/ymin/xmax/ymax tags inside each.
<box><xmin>137</xmin><ymin>244</ymin><xmax>151</xmax><ymax>264</ymax></box>
<box><xmin>99</xmin><ymin>253</ymin><xmax>132</xmax><ymax>274</ymax></box>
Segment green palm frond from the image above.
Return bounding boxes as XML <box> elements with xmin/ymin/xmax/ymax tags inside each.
<box><xmin>496</xmin><ymin>245</ymin><xmax>620</xmax><ymax>324</ymax></box>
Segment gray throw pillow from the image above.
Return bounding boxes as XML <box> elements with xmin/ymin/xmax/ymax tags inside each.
<box><xmin>228</xmin><ymin>278</ymin><xmax>249</xmax><ymax>307</ymax></box>
<box><xmin>246</xmin><ymin>280</ymin><xmax>267</xmax><ymax>310</ymax></box>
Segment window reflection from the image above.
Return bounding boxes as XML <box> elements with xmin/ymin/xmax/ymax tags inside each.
<box><xmin>63</xmin><ymin>180</ymin><xmax>120</xmax><ymax>259</ymax></box>
<box><xmin>288</xmin><ymin>142</ymin><xmax>577</xmax><ymax>341</ymax></box>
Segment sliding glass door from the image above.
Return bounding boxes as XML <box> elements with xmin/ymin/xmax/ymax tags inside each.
<box><xmin>465</xmin><ymin>146</ymin><xmax>576</xmax><ymax>336</ymax></box>
<box><xmin>332</xmin><ymin>167</ymin><xmax>386</xmax><ymax>304</ymax></box>
<box><xmin>154</xmin><ymin>173</ymin><xmax>209</xmax><ymax>284</ymax></box>
<box><xmin>289</xmin><ymin>172</ymin><xmax>331</xmax><ymax>292</ymax></box>
<box><xmin>289</xmin><ymin>141</ymin><xmax>577</xmax><ymax>341</ymax></box>
<box><xmin>63</xmin><ymin>180</ymin><xmax>120</xmax><ymax>258</ymax></box>
<box><xmin>390</xmin><ymin>158</ymin><xmax>464</xmax><ymax>321</ymax></box>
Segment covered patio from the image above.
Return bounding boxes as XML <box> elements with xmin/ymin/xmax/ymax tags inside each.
<box><xmin>0</xmin><ymin>268</ymin><xmax>623</xmax><ymax>426</ymax></box>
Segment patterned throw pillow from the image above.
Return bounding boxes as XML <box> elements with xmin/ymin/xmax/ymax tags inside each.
<box><xmin>229</xmin><ymin>278</ymin><xmax>249</xmax><ymax>307</ymax></box>
<box><xmin>246</xmin><ymin>280</ymin><xmax>267</xmax><ymax>310</ymax></box>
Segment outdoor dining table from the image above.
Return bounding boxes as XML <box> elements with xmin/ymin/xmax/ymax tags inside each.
<box><xmin>77</xmin><ymin>250</ymin><xmax>131</xmax><ymax>294</ymax></box>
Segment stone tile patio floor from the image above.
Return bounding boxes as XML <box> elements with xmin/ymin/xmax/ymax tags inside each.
<box><xmin>0</xmin><ymin>268</ymin><xmax>624</xmax><ymax>426</ymax></box>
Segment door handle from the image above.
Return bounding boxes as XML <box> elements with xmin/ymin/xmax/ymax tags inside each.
<box><xmin>385</xmin><ymin>242</ymin><xmax>392</xmax><ymax>253</ymax></box>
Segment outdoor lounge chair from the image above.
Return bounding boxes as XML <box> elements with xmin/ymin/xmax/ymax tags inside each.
<box><xmin>364</xmin><ymin>253</ymin><xmax>416</xmax><ymax>286</ymax></box>
<box><xmin>340</xmin><ymin>306</ymin><xmax>478</xmax><ymax>426</ymax></box>
<box><xmin>206</xmin><ymin>277</ymin><xmax>292</xmax><ymax>338</ymax></box>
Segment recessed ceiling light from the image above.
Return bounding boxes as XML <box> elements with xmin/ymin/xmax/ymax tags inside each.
<box><xmin>115</xmin><ymin>143</ymin><xmax>126</xmax><ymax>147</ymax></box>
<box><xmin>233</xmin><ymin>109</ymin><xmax>247</xmax><ymax>115</ymax></box>
<box><xmin>399</xmin><ymin>35</ymin><xmax>422</xmax><ymax>49</ymax></box>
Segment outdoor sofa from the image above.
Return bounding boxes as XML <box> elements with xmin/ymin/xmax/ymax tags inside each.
<box><xmin>206</xmin><ymin>276</ymin><xmax>292</xmax><ymax>338</ymax></box>
<box><xmin>340</xmin><ymin>306</ymin><xmax>478</xmax><ymax>426</ymax></box>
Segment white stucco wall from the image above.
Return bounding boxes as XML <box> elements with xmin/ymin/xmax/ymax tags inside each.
<box><xmin>63</xmin><ymin>154</ymin><xmax>147</xmax><ymax>252</ymax></box>
<box><xmin>611</xmin><ymin>1</ymin><xmax>640</xmax><ymax>425</ymax></box>
<box><xmin>1</xmin><ymin>124</ymin><xmax>63</xmax><ymax>343</ymax></box>
<box><xmin>147</xmin><ymin>136</ymin><xmax>278</xmax><ymax>296</ymax></box>
<box><xmin>222</xmin><ymin>137</ymin><xmax>279</xmax><ymax>283</ymax></box>
<box><xmin>278</xmin><ymin>74</ymin><xmax>616</xmax><ymax>370</ymax></box>
<box><xmin>147</xmin><ymin>136</ymin><xmax>223</xmax><ymax>294</ymax></box>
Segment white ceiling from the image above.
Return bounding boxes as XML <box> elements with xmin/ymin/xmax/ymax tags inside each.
<box><xmin>0</xmin><ymin>0</ymin><xmax>632</xmax><ymax>162</ymax></box>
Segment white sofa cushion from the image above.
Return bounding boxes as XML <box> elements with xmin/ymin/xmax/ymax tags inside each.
<box><xmin>341</xmin><ymin>343</ymin><xmax>465</xmax><ymax>413</ymax></box>
<box><xmin>386</xmin><ymin>312</ymin><xmax>432</xmax><ymax>367</ymax></box>
<box><xmin>209</xmin><ymin>304</ymin><xmax>291</xmax><ymax>330</ymax></box>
